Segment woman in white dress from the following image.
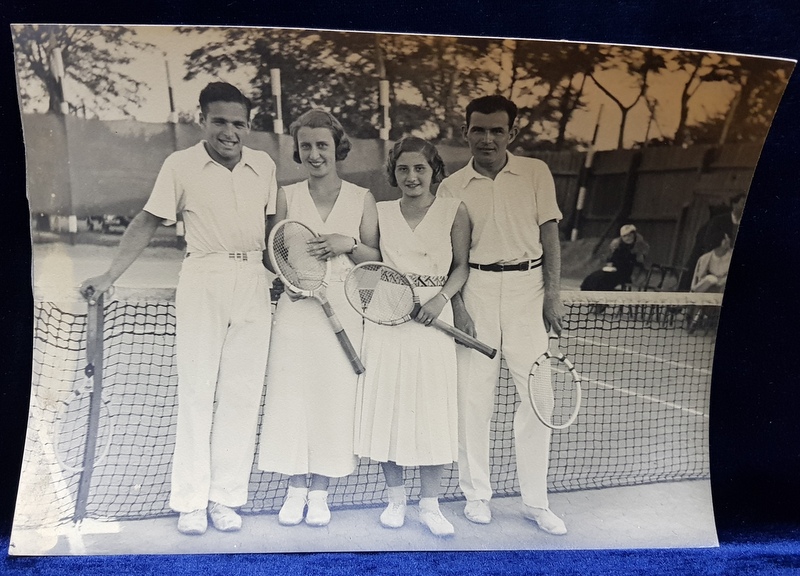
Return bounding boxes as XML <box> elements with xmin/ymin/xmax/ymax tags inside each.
<box><xmin>355</xmin><ymin>137</ymin><xmax>470</xmax><ymax>536</ymax></box>
<box><xmin>259</xmin><ymin>109</ymin><xmax>380</xmax><ymax>527</ymax></box>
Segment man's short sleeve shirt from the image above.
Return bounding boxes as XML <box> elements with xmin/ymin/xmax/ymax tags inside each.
<box><xmin>437</xmin><ymin>152</ymin><xmax>562</xmax><ymax>264</ymax></box>
<box><xmin>143</xmin><ymin>142</ymin><xmax>278</xmax><ymax>253</ymax></box>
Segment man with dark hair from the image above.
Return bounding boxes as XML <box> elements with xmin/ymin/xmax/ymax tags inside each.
<box><xmin>437</xmin><ymin>94</ymin><xmax>567</xmax><ymax>535</ymax></box>
<box><xmin>81</xmin><ymin>82</ymin><xmax>278</xmax><ymax>535</ymax></box>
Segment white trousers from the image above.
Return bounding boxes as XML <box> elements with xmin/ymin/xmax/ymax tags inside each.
<box><xmin>170</xmin><ymin>253</ymin><xmax>272</xmax><ymax>512</ymax></box>
<box><xmin>457</xmin><ymin>267</ymin><xmax>552</xmax><ymax>508</ymax></box>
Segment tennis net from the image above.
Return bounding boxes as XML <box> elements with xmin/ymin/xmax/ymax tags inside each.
<box><xmin>21</xmin><ymin>288</ymin><xmax>721</xmax><ymax>525</ymax></box>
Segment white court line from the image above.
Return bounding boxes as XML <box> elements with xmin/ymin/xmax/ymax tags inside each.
<box><xmin>572</xmin><ymin>335</ymin><xmax>711</xmax><ymax>419</ymax></box>
<box><xmin>577</xmin><ymin>335</ymin><xmax>712</xmax><ymax>376</ymax></box>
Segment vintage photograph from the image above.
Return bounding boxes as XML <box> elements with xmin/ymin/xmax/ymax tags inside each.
<box><xmin>9</xmin><ymin>24</ymin><xmax>794</xmax><ymax>555</ymax></box>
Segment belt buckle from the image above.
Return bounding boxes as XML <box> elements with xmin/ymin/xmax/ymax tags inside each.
<box><xmin>229</xmin><ymin>252</ymin><xmax>248</xmax><ymax>261</ymax></box>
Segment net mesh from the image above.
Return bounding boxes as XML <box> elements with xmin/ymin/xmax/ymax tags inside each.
<box><xmin>21</xmin><ymin>289</ymin><xmax>720</xmax><ymax>526</ymax></box>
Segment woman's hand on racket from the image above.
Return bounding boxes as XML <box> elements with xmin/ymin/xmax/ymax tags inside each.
<box><xmin>307</xmin><ymin>233</ymin><xmax>354</xmax><ymax>261</ymax></box>
<box><xmin>415</xmin><ymin>293</ymin><xmax>447</xmax><ymax>326</ymax></box>
<box><xmin>284</xmin><ymin>285</ymin><xmax>307</xmax><ymax>302</ymax></box>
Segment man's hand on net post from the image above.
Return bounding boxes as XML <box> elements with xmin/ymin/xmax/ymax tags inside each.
<box><xmin>80</xmin><ymin>274</ymin><xmax>114</xmax><ymax>305</ymax></box>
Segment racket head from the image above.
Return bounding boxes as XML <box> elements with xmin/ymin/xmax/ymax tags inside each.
<box><xmin>344</xmin><ymin>262</ymin><xmax>419</xmax><ymax>326</ymax></box>
<box><xmin>53</xmin><ymin>388</ymin><xmax>114</xmax><ymax>474</ymax></box>
<box><xmin>268</xmin><ymin>220</ymin><xmax>328</xmax><ymax>295</ymax></box>
<box><xmin>528</xmin><ymin>350</ymin><xmax>582</xmax><ymax>430</ymax></box>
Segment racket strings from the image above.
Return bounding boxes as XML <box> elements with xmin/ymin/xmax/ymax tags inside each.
<box><xmin>345</xmin><ymin>264</ymin><xmax>416</xmax><ymax>324</ymax></box>
<box><xmin>273</xmin><ymin>223</ymin><xmax>326</xmax><ymax>290</ymax></box>
<box><xmin>531</xmin><ymin>355</ymin><xmax>580</xmax><ymax>429</ymax></box>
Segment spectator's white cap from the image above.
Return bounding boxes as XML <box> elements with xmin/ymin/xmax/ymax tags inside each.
<box><xmin>620</xmin><ymin>224</ymin><xmax>637</xmax><ymax>236</ymax></box>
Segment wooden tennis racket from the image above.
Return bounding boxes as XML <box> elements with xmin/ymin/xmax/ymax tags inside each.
<box><xmin>268</xmin><ymin>219</ymin><xmax>365</xmax><ymax>375</ymax></box>
<box><xmin>528</xmin><ymin>331</ymin><xmax>582</xmax><ymax>430</ymax></box>
<box><xmin>344</xmin><ymin>261</ymin><xmax>496</xmax><ymax>359</ymax></box>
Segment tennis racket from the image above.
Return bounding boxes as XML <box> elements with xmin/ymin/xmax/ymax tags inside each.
<box><xmin>268</xmin><ymin>219</ymin><xmax>365</xmax><ymax>375</ymax></box>
<box><xmin>344</xmin><ymin>262</ymin><xmax>497</xmax><ymax>359</ymax></box>
<box><xmin>53</xmin><ymin>367</ymin><xmax>115</xmax><ymax>474</ymax></box>
<box><xmin>54</xmin><ymin>288</ymin><xmax>116</xmax><ymax>475</ymax></box>
<box><xmin>528</xmin><ymin>331</ymin><xmax>582</xmax><ymax>430</ymax></box>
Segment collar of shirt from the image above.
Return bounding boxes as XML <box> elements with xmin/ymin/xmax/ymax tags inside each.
<box><xmin>461</xmin><ymin>151</ymin><xmax>523</xmax><ymax>188</ymax></box>
<box><xmin>194</xmin><ymin>141</ymin><xmax>266</xmax><ymax>176</ymax></box>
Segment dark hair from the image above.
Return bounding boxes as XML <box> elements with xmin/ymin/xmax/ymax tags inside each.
<box><xmin>386</xmin><ymin>137</ymin><xmax>447</xmax><ymax>188</ymax></box>
<box><xmin>706</xmin><ymin>225</ymin><xmax>730</xmax><ymax>249</ymax></box>
<box><xmin>289</xmin><ymin>109</ymin><xmax>352</xmax><ymax>164</ymax></box>
<box><xmin>466</xmin><ymin>95</ymin><xmax>518</xmax><ymax>129</ymax></box>
<box><xmin>199</xmin><ymin>82</ymin><xmax>252</xmax><ymax>118</ymax></box>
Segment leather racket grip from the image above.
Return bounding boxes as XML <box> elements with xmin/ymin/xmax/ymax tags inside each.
<box><xmin>320</xmin><ymin>300</ymin><xmax>366</xmax><ymax>374</ymax></box>
<box><xmin>431</xmin><ymin>318</ymin><xmax>497</xmax><ymax>359</ymax></box>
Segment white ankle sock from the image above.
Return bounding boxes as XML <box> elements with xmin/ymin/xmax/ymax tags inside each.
<box><xmin>387</xmin><ymin>485</ymin><xmax>407</xmax><ymax>505</ymax></box>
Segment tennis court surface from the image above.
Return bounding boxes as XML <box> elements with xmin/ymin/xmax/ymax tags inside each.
<box><xmin>11</xmin><ymin>244</ymin><xmax>721</xmax><ymax>554</ymax></box>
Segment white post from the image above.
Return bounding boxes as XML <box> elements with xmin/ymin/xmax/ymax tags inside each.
<box><xmin>379</xmin><ymin>79</ymin><xmax>391</xmax><ymax>140</ymax></box>
<box><xmin>271</xmin><ymin>68</ymin><xmax>284</xmax><ymax>134</ymax></box>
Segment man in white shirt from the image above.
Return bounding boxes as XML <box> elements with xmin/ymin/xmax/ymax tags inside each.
<box><xmin>81</xmin><ymin>82</ymin><xmax>277</xmax><ymax>535</ymax></box>
<box><xmin>437</xmin><ymin>94</ymin><xmax>567</xmax><ymax>535</ymax></box>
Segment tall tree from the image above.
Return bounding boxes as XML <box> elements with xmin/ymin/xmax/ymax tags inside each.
<box><xmin>665</xmin><ymin>51</ymin><xmax>740</xmax><ymax>145</ymax></box>
<box><xmin>181</xmin><ymin>27</ymin><xmax>385</xmax><ymax>137</ymax></box>
<box><xmin>589</xmin><ymin>46</ymin><xmax>667</xmax><ymax>149</ymax></box>
<box><xmin>12</xmin><ymin>24</ymin><xmax>152</xmax><ymax>116</ymax></box>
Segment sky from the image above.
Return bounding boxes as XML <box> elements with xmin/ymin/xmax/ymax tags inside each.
<box><xmin>20</xmin><ymin>25</ymin><xmax>767</xmax><ymax>151</ymax></box>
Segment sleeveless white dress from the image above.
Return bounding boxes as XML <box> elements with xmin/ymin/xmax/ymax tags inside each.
<box><xmin>258</xmin><ymin>180</ymin><xmax>367</xmax><ymax>478</ymax></box>
<box><xmin>354</xmin><ymin>197</ymin><xmax>460</xmax><ymax>466</ymax></box>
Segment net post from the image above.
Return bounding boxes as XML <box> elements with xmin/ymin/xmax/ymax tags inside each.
<box><xmin>73</xmin><ymin>292</ymin><xmax>105</xmax><ymax>524</ymax></box>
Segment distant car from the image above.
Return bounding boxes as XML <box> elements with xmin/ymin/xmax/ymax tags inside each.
<box><xmin>101</xmin><ymin>215</ymin><xmax>130</xmax><ymax>234</ymax></box>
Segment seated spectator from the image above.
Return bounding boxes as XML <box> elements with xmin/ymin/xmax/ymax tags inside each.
<box><xmin>678</xmin><ymin>193</ymin><xmax>745</xmax><ymax>291</ymax></box>
<box><xmin>581</xmin><ymin>224</ymin><xmax>649</xmax><ymax>291</ymax></box>
<box><xmin>686</xmin><ymin>227</ymin><xmax>731</xmax><ymax>333</ymax></box>
<box><xmin>690</xmin><ymin>227</ymin><xmax>732</xmax><ymax>294</ymax></box>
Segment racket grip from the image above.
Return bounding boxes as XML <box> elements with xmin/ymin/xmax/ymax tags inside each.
<box><xmin>431</xmin><ymin>319</ymin><xmax>497</xmax><ymax>359</ymax></box>
<box><xmin>321</xmin><ymin>300</ymin><xmax>366</xmax><ymax>374</ymax></box>
<box><xmin>334</xmin><ymin>329</ymin><xmax>366</xmax><ymax>374</ymax></box>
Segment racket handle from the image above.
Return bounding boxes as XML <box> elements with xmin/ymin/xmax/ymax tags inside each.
<box><xmin>431</xmin><ymin>319</ymin><xmax>497</xmax><ymax>359</ymax></box>
<box><xmin>321</xmin><ymin>301</ymin><xmax>366</xmax><ymax>374</ymax></box>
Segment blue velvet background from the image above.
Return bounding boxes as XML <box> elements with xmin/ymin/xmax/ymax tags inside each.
<box><xmin>3</xmin><ymin>1</ymin><xmax>800</xmax><ymax>573</ymax></box>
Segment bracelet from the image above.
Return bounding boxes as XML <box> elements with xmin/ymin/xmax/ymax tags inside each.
<box><xmin>346</xmin><ymin>237</ymin><xmax>358</xmax><ymax>254</ymax></box>
<box><xmin>439</xmin><ymin>292</ymin><xmax>450</xmax><ymax>303</ymax></box>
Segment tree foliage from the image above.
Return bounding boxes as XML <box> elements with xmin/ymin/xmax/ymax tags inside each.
<box><xmin>12</xmin><ymin>24</ymin><xmax>153</xmax><ymax>116</ymax></box>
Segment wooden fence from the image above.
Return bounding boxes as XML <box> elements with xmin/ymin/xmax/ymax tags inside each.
<box><xmin>23</xmin><ymin>113</ymin><xmax>761</xmax><ymax>268</ymax></box>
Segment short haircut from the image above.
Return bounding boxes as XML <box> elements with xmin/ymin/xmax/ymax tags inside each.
<box><xmin>289</xmin><ymin>109</ymin><xmax>352</xmax><ymax>164</ymax></box>
<box><xmin>386</xmin><ymin>136</ymin><xmax>447</xmax><ymax>188</ymax></box>
<box><xmin>466</xmin><ymin>95</ymin><xmax>518</xmax><ymax>129</ymax></box>
<box><xmin>706</xmin><ymin>224</ymin><xmax>730</xmax><ymax>249</ymax></box>
<box><xmin>199</xmin><ymin>82</ymin><xmax>252</xmax><ymax>118</ymax></box>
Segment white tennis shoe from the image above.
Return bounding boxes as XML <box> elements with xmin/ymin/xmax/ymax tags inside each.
<box><xmin>380</xmin><ymin>501</ymin><xmax>407</xmax><ymax>528</ymax></box>
<box><xmin>523</xmin><ymin>506</ymin><xmax>567</xmax><ymax>535</ymax></box>
<box><xmin>278</xmin><ymin>487</ymin><xmax>308</xmax><ymax>526</ymax></box>
<box><xmin>305</xmin><ymin>490</ymin><xmax>331</xmax><ymax>527</ymax></box>
<box><xmin>419</xmin><ymin>505</ymin><xmax>454</xmax><ymax>537</ymax></box>
<box><xmin>208</xmin><ymin>502</ymin><xmax>242</xmax><ymax>532</ymax></box>
<box><xmin>177</xmin><ymin>508</ymin><xmax>207</xmax><ymax>535</ymax></box>
<box><xmin>464</xmin><ymin>499</ymin><xmax>492</xmax><ymax>524</ymax></box>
